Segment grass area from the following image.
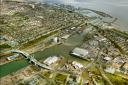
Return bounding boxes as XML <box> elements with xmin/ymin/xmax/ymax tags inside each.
<box><xmin>106</xmin><ymin>73</ymin><xmax>128</xmax><ymax>85</ymax></box>
<box><xmin>41</xmin><ymin>70</ymin><xmax>52</xmax><ymax>78</ymax></box>
<box><xmin>82</xmin><ymin>72</ymin><xmax>89</xmax><ymax>79</ymax></box>
<box><xmin>79</xmin><ymin>78</ymin><xmax>83</xmax><ymax>85</ymax></box>
<box><xmin>40</xmin><ymin>71</ymin><xmax>69</xmax><ymax>85</ymax></box>
<box><xmin>55</xmin><ymin>73</ymin><xmax>68</xmax><ymax>84</ymax></box>
<box><xmin>20</xmin><ymin>31</ymin><xmax>58</xmax><ymax>49</ymax></box>
<box><xmin>89</xmin><ymin>65</ymin><xmax>101</xmax><ymax>75</ymax></box>
<box><xmin>30</xmin><ymin>65</ymin><xmax>41</xmax><ymax>72</ymax></box>
<box><xmin>0</xmin><ymin>44</ymin><xmax>11</xmax><ymax>49</ymax></box>
<box><xmin>93</xmin><ymin>76</ymin><xmax>104</xmax><ymax>85</ymax></box>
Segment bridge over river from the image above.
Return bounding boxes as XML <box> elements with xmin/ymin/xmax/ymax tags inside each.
<box><xmin>10</xmin><ymin>50</ymin><xmax>52</xmax><ymax>70</ymax></box>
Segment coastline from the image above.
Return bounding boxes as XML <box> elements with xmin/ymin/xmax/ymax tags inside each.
<box><xmin>112</xmin><ymin>21</ymin><xmax>128</xmax><ymax>31</ymax></box>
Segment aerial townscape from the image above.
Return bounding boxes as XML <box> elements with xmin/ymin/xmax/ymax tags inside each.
<box><xmin>0</xmin><ymin>0</ymin><xmax>128</xmax><ymax>85</ymax></box>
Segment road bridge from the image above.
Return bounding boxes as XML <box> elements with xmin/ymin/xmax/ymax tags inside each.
<box><xmin>10</xmin><ymin>50</ymin><xmax>52</xmax><ymax>70</ymax></box>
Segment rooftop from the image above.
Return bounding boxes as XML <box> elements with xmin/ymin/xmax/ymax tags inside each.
<box><xmin>43</xmin><ymin>56</ymin><xmax>59</xmax><ymax>65</ymax></box>
<box><xmin>71</xmin><ymin>47</ymin><xmax>89</xmax><ymax>58</ymax></box>
<box><xmin>72</xmin><ymin>61</ymin><xmax>83</xmax><ymax>69</ymax></box>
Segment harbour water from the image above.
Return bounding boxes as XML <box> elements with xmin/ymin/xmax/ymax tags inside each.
<box><xmin>36</xmin><ymin>0</ymin><xmax>128</xmax><ymax>31</ymax></box>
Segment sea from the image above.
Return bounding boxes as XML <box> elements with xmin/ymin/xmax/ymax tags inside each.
<box><xmin>29</xmin><ymin>0</ymin><xmax>128</xmax><ymax>31</ymax></box>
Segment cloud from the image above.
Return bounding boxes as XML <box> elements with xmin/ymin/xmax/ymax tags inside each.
<box><xmin>55</xmin><ymin>0</ymin><xmax>128</xmax><ymax>7</ymax></box>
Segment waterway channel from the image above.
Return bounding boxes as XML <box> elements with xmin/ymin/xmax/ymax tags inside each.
<box><xmin>0</xmin><ymin>29</ymin><xmax>88</xmax><ymax>78</ymax></box>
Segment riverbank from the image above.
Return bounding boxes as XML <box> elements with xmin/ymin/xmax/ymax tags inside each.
<box><xmin>1</xmin><ymin>21</ymin><xmax>127</xmax><ymax>78</ymax></box>
<box><xmin>0</xmin><ymin>32</ymin><xmax>86</xmax><ymax>78</ymax></box>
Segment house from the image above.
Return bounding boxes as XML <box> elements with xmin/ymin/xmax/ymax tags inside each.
<box><xmin>103</xmin><ymin>56</ymin><xmax>112</xmax><ymax>61</ymax></box>
<box><xmin>72</xmin><ymin>61</ymin><xmax>83</xmax><ymax>69</ymax></box>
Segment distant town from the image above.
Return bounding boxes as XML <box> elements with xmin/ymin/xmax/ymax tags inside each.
<box><xmin>0</xmin><ymin>0</ymin><xmax>128</xmax><ymax>85</ymax></box>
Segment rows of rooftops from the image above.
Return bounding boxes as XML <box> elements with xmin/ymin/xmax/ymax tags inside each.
<box><xmin>0</xmin><ymin>0</ymin><xmax>86</xmax><ymax>45</ymax></box>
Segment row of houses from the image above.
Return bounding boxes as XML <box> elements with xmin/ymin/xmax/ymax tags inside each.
<box><xmin>104</xmin><ymin>57</ymin><xmax>128</xmax><ymax>75</ymax></box>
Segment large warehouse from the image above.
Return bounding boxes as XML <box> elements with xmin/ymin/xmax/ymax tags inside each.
<box><xmin>71</xmin><ymin>47</ymin><xmax>89</xmax><ymax>58</ymax></box>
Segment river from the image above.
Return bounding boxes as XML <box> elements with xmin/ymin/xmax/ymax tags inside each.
<box><xmin>0</xmin><ymin>32</ymin><xmax>87</xmax><ymax>78</ymax></box>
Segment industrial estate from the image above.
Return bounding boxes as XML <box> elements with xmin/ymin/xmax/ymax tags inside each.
<box><xmin>0</xmin><ymin>0</ymin><xmax>128</xmax><ymax>85</ymax></box>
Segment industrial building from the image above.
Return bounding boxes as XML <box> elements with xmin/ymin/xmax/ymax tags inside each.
<box><xmin>43</xmin><ymin>56</ymin><xmax>59</xmax><ymax>66</ymax></box>
<box><xmin>72</xmin><ymin>61</ymin><xmax>83</xmax><ymax>69</ymax></box>
<box><xmin>71</xmin><ymin>47</ymin><xmax>89</xmax><ymax>59</ymax></box>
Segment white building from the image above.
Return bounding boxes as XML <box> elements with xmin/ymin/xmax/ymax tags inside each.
<box><xmin>70</xmin><ymin>27</ymin><xmax>76</xmax><ymax>30</ymax></box>
<box><xmin>71</xmin><ymin>47</ymin><xmax>89</xmax><ymax>58</ymax></box>
<box><xmin>61</xmin><ymin>35</ymin><xmax>70</xmax><ymax>39</ymax></box>
<box><xmin>43</xmin><ymin>56</ymin><xmax>59</xmax><ymax>65</ymax></box>
<box><xmin>29</xmin><ymin>4</ymin><xmax>35</xmax><ymax>9</ymax></box>
<box><xmin>99</xmin><ymin>38</ymin><xmax>107</xmax><ymax>42</ymax></box>
<box><xmin>53</xmin><ymin>37</ymin><xmax>59</xmax><ymax>43</ymax></box>
<box><xmin>72</xmin><ymin>61</ymin><xmax>83</xmax><ymax>69</ymax></box>
<box><xmin>7</xmin><ymin>56</ymin><xmax>16</xmax><ymax>61</ymax></box>
<box><xmin>7</xmin><ymin>54</ymin><xmax>19</xmax><ymax>61</ymax></box>
<box><xmin>103</xmin><ymin>57</ymin><xmax>112</xmax><ymax>61</ymax></box>
<box><xmin>104</xmin><ymin>66</ymin><xmax>115</xmax><ymax>74</ymax></box>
